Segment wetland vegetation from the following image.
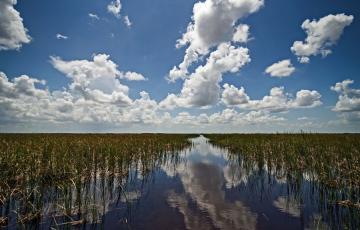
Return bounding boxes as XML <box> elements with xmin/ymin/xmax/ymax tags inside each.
<box><xmin>205</xmin><ymin>134</ymin><xmax>360</xmax><ymax>191</ymax></box>
<box><xmin>0</xmin><ymin>133</ymin><xmax>359</xmax><ymax>229</ymax></box>
<box><xmin>0</xmin><ymin>134</ymin><xmax>194</xmax><ymax>228</ymax></box>
<box><xmin>205</xmin><ymin>134</ymin><xmax>360</xmax><ymax>229</ymax></box>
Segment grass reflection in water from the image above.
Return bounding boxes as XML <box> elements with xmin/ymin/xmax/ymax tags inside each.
<box><xmin>0</xmin><ymin>134</ymin><xmax>194</xmax><ymax>228</ymax></box>
<box><xmin>205</xmin><ymin>133</ymin><xmax>360</xmax><ymax>229</ymax></box>
<box><xmin>0</xmin><ymin>133</ymin><xmax>359</xmax><ymax>229</ymax></box>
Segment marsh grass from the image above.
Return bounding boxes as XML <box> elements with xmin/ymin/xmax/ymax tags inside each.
<box><xmin>205</xmin><ymin>134</ymin><xmax>360</xmax><ymax>202</ymax></box>
<box><xmin>204</xmin><ymin>134</ymin><xmax>360</xmax><ymax>229</ymax></box>
<box><xmin>0</xmin><ymin>134</ymin><xmax>195</xmax><ymax>228</ymax></box>
<box><xmin>1</xmin><ymin>133</ymin><xmax>359</xmax><ymax>229</ymax></box>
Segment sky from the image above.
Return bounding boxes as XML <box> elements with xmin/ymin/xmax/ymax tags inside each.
<box><xmin>0</xmin><ymin>0</ymin><xmax>359</xmax><ymax>133</ymax></box>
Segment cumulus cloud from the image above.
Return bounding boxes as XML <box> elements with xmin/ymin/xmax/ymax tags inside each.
<box><xmin>298</xmin><ymin>56</ymin><xmax>310</xmax><ymax>64</ymax></box>
<box><xmin>166</xmin><ymin>108</ymin><xmax>285</xmax><ymax>127</ymax></box>
<box><xmin>0</xmin><ymin>69</ymin><xmax>159</xmax><ymax>126</ymax></box>
<box><xmin>51</xmin><ymin>53</ymin><xmax>145</xmax><ymax>85</ymax></box>
<box><xmin>211</xmin><ymin>109</ymin><xmax>285</xmax><ymax>125</ymax></box>
<box><xmin>331</xmin><ymin>79</ymin><xmax>360</xmax><ymax>122</ymax></box>
<box><xmin>247</xmin><ymin>87</ymin><xmax>322</xmax><ymax>111</ymax></box>
<box><xmin>292</xmin><ymin>90</ymin><xmax>322</xmax><ymax>107</ymax></box>
<box><xmin>221</xmin><ymin>84</ymin><xmax>322</xmax><ymax>112</ymax></box>
<box><xmin>107</xmin><ymin>0</ymin><xmax>121</xmax><ymax>18</ymax></box>
<box><xmin>232</xmin><ymin>24</ymin><xmax>250</xmax><ymax>43</ymax></box>
<box><xmin>291</xmin><ymin>13</ymin><xmax>353</xmax><ymax>63</ymax></box>
<box><xmin>56</xmin><ymin>33</ymin><xmax>68</xmax><ymax>40</ymax></box>
<box><xmin>265</xmin><ymin>59</ymin><xmax>295</xmax><ymax>77</ymax></box>
<box><xmin>120</xmin><ymin>71</ymin><xmax>146</xmax><ymax>81</ymax></box>
<box><xmin>0</xmin><ymin>0</ymin><xmax>31</xmax><ymax>50</ymax></box>
<box><xmin>0</xmin><ymin>71</ymin><xmax>56</xmax><ymax>122</ymax></box>
<box><xmin>160</xmin><ymin>43</ymin><xmax>250</xmax><ymax>109</ymax></box>
<box><xmin>167</xmin><ymin>0</ymin><xmax>263</xmax><ymax>81</ymax></box>
<box><xmin>0</xmin><ymin>72</ymin><xmax>47</xmax><ymax>99</ymax></box>
<box><xmin>49</xmin><ymin>54</ymin><xmax>147</xmax><ymax>109</ymax></box>
<box><xmin>50</xmin><ymin>54</ymin><xmax>129</xmax><ymax>100</ymax></box>
<box><xmin>331</xmin><ymin>79</ymin><xmax>360</xmax><ymax>108</ymax></box>
<box><xmin>0</xmin><ymin>68</ymin><xmax>288</xmax><ymax>130</ymax></box>
<box><xmin>221</xmin><ymin>83</ymin><xmax>249</xmax><ymax>105</ymax></box>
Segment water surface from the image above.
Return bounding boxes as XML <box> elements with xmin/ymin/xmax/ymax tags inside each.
<box><xmin>2</xmin><ymin>135</ymin><xmax>359</xmax><ymax>229</ymax></box>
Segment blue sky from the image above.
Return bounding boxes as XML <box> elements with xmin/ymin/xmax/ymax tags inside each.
<box><xmin>0</xmin><ymin>0</ymin><xmax>359</xmax><ymax>132</ymax></box>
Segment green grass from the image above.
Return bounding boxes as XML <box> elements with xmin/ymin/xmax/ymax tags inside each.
<box><xmin>1</xmin><ymin>133</ymin><xmax>359</xmax><ymax>228</ymax></box>
<box><xmin>205</xmin><ymin>133</ymin><xmax>360</xmax><ymax>205</ymax></box>
<box><xmin>0</xmin><ymin>134</ymin><xmax>195</xmax><ymax>227</ymax></box>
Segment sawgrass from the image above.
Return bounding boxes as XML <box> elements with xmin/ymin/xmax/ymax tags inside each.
<box><xmin>0</xmin><ymin>134</ymin><xmax>195</xmax><ymax>228</ymax></box>
<box><xmin>205</xmin><ymin>133</ymin><xmax>360</xmax><ymax>203</ymax></box>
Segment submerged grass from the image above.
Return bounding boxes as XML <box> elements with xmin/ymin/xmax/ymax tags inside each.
<box><xmin>205</xmin><ymin>133</ymin><xmax>360</xmax><ymax>200</ymax></box>
<box><xmin>1</xmin><ymin>133</ymin><xmax>359</xmax><ymax>228</ymax></box>
<box><xmin>0</xmin><ymin>134</ymin><xmax>195</xmax><ymax>228</ymax></box>
<box><xmin>204</xmin><ymin>133</ymin><xmax>360</xmax><ymax>229</ymax></box>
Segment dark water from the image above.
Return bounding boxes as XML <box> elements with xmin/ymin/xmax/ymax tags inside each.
<box><xmin>2</xmin><ymin>136</ymin><xmax>359</xmax><ymax>229</ymax></box>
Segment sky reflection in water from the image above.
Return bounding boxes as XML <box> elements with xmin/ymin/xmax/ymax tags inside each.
<box><xmin>4</xmin><ymin>136</ymin><xmax>357</xmax><ymax>229</ymax></box>
<box><xmin>103</xmin><ymin>136</ymin><xmax>334</xmax><ymax>229</ymax></box>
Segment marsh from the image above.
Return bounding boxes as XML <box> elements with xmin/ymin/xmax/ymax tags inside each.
<box><xmin>0</xmin><ymin>134</ymin><xmax>359</xmax><ymax>229</ymax></box>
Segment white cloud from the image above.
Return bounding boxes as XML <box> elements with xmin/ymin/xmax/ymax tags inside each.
<box><xmin>221</xmin><ymin>84</ymin><xmax>322</xmax><ymax>112</ymax></box>
<box><xmin>0</xmin><ymin>71</ymin><xmax>59</xmax><ymax>122</ymax></box>
<box><xmin>297</xmin><ymin>116</ymin><xmax>312</xmax><ymax>121</ymax></box>
<box><xmin>160</xmin><ymin>107</ymin><xmax>286</xmax><ymax>128</ymax></box>
<box><xmin>0</xmin><ymin>51</ymin><xmax>159</xmax><ymax>129</ymax></box>
<box><xmin>88</xmin><ymin>13</ymin><xmax>100</xmax><ymax>20</ymax></box>
<box><xmin>0</xmin><ymin>0</ymin><xmax>31</xmax><ymax>50</ymax></box>
<box><xmin>56</xmin><ymin>33</ymin><xmax>68</xmax><ymax>40</ymax></box>
<box><xmin>232</xmin><ymin>24</ymin><xmax>250</xmax><ymax>43</ymax></box>
<box><xmin>0</xmin><ymin>69</ymin><xmax>157</xmax><ymax>126</ymax></box>
<box><xmin>298</xmin><ymin>56</ymin><xmax>310</xmax><ymax>64</ymax></box>
<box><xmin>331</xmin><ymin>79</ymin><xmax>360</xmax><ymax>101</ymax></box>
<box><xmin>221</xmin><ymin>83</ymin><xmax>249</xmax><ymax>106</ymax></box>
<box><xmin>291</xmin><ymin>13</ymin><xmax>353</xmax><ymax>63</ymax></box>
<box><xmin>331</xmin><ymin>79</ymin><xmax>360</xmax><ymax>122</ymax></box>
<box><xmin>0</xmin><ymin>70</ymin><xmax>288</xmax><ymax>131</ymax></box>
<box><xmin>292</xmin><ymin>90</ymin><xmax>322</xmax><ymax>107</ymax></box>
<box><xmin>165</xmin><ymin>108</ymin><xmax>285</xmax><ymax>127</ymax></box>
<box><xmin>173</xmin><ymin>112</ymin><xmax>202</xmax><ymax>125</ymax></box>
<box><xmin>50</xmin><ymin>54</ymin><xmax>128</xmax><ymax>96</ymax></box>
<box><xmin>50</xmin><ymin>54</ymin><xmax>146</xmax><ymax>108</ymax></box>
<box><xmin>265</xmin><ymin>59</ymin><xmax>295</xmax><ymax>77</ymax></box>
<box><xmin>0</xmin><ymin>72</ymin><xmax>47</xmax><ymax>99</ymax></box>
<box><xmin>107</xmin><ymin>0</ymin><xmax>122</xmax><ymax>18</ymax></box>
<box><xmin>209</xmin><ymin>109</ymin><xmax>285</xmax><ymax>125</ymax></box>
<box><xmin>120</xmin><ymin>72</ymin><xmax>146</xmax><ymax>81</ymax></box>
<box><xmin>167</xmin><ymin>0</ymin><xmax>263</xmax><ymax>81</ymax></box>
<box><xmin>160</xmin><ymin>43</ymin><xmax>250</xmax><ymax>109</ymax></box>
<box><xmin>107</xmin><ymin>1</ymin><xmax>133</xmax><ymax>28</ymax></box>
<box><xmin>51</xmin><ymin>53</ymin><xmax>145</xmax><ymax>85</ymax></box>
<box><xmin>123</xmin><ymin>15</ymin><xmax>132</xmax><ymax>28</ymax></box>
